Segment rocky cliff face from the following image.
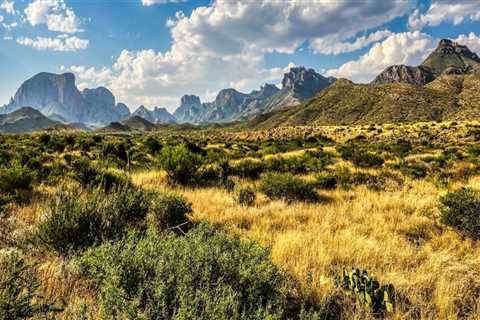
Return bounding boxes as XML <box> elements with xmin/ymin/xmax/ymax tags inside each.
<box><xmin>0</xmin><ymin>72</ymin><xmax>131</xmax><ymax>126</ymax></box>
<box><xmin>372</xmin><ymin>65</ymin><xmax>435</xmax><ymax>85</ymax></box>
<box><xmin>173</xmin><ymin>95</ymin><xmax>205</xmax><ymax>123</ymax></box>
<box><xmin>172</xmin><ymin>67</ymin><xmax>333</xmax><ymax>124</ymax></box>
<box><xmin>374</xmin><ymin>39</ymin><xmax>480</xmax><ymax>85</ymax></box>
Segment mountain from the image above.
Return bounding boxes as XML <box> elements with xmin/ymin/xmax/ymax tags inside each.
<box><xmin>0</xmin><ymin>107</ymin><xmax>59</xmax><ymax>133</ymax></box>
<box><xmin>249</xmin><ymin>73</ymin><xmax>480</xmax><ymax>129</ymax></box>
<box><xmin>374</xmin><ymin>39</ymin><xmax>480</xmax><ymax>85</ymax></box>
<box><xmin>0</xmin><ymin>72</ymin><xmax>131</xmax><ymax>126</ymax></box>
<box><xmin>173</xmin><ymin>67</ymin><xmax>334</xmax><ymax>124</ymax></box>
<box><xmin>173</xmin><ymin>95</ymin><xmax>206</xmax><ymax>123</ymax></box>
<box><xmin>132</xmin><ymin>105</ymin><xmax>176</xmax><ymax>124</ymax></box>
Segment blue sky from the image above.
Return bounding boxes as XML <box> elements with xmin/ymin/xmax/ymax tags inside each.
<box><xmin>1</xmin><ymin>0</ymin><xmax>480</xmax><ymax>112</ymax></box>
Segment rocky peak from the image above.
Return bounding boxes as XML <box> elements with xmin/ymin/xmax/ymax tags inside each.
<box><xmin>115</xmin><ymin>103</ymin><xmax>130</xmax><ymax>118</ymax></box>
<box><xmin>82</xmin><ymin>87</ymin><xmax>115</xmax><ymax>107</ymax></box>
<box><xmin>280</xmin><ymin>66</ymin><xmax>335</xmax><ymax>99</ymax></box>
<box><xmin>180</xmin><ymin>94</ymin><xmax>202</xmax><ymax>107</ymax></box>
<box><xmin>213</xmin><ymin>89</ymin><xmax>247</xmax><ymax>107</ymax></box>
<box><xmin>435</xmin><ymin>39</ymin><xmax>480</xmax><ymax>62</ymax></box>
<box><xmin>372</xmin><ymin>65</ymin><xmax>435</xmax><ymax>85</ymax></box>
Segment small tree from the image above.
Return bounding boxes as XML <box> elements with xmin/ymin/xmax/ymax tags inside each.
<box><xmin>158</xmin><ymin>144</ymin><xmax>204</xmax><ymax>185</ymax></box>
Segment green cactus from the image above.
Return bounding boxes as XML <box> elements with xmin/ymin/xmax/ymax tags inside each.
<box><xmin>334</xmin><ymin>268</ymin><xmax>395</xmax><ymax>314</ymax></box>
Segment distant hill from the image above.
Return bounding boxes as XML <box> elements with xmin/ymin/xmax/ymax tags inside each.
<box><xmin>248</xmin><ymin>74</ymin><xmax>480</xmax><ymax>128</ymax></box>
<box><xmin>132</xmin><ymin>106</ymin><xmax>176</xmax><ymax>124</ymax></box>
<box><xmin>101</xmin><ymin>115</ymin><xmax>157</xmax><ymax>132</ymax></box>
<box><xmin>373</xmin><ymin>39</ymin><xmax>480</xmax><ymax>85</ymax></box>
<box><xmin>173</xmin><ymin>67</ymin><xmax>334</xmax><ymax>124</ymax></box>
<box><xmin>0</xmin><ymin>72</ymin><xmax>131</xmax><ymax>126</ymax></box>
<box><xmin>0</xmin><ymin>107</ymin><xmax>60</xmax><ymax>133</ymax></box>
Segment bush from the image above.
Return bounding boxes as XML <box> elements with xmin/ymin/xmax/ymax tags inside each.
<box><xmin>0</xmin><ymin>163</ymin><xmax>35</xmax><ymax>206</ymax></box>
<box><xmin>150</xmin><ymin>193</ymin><xmax>192</xmax><ymax>229</ymax></box>
<box><xmin>75</xmin><ymin>224</ymin><xmax>291</xmax><ymax>319</ymax></box>
<box><xmin>71</xmin><ymin>158</ymin><xmax>99</xmax><ymax>187</ymax></box>
<box><xmin>337</xmin><ymin>144</ymin><xmax>384</xmax><ymax>168</ymax></box>
<box><xmin>0</xmin><ymin>251</ymin><xmax>59</xmax><ymax>319</ymax></box>
<box><xmin>143</xmin><ymin>136</ymin><xmax>162</xmax><ymax>155</ymax></box>
<box><xmin>37</xmin><ymin>184</ymin><xmax>151</xmax><ymax>255</ymax></box>
<box><xmin>231</xmin><ymin>159</ymin><xmax>264</xmax><ymax>179</ymax></box>
<box><xmin>234</xmin><ymin>186</ymin><xmax>256</xmax><ymax>206</ymax></box>
<box><xmin>260</xmin><ymin>173</ymin><xmax>318</xmax><ymax>202</ymax></box>
<box><xmin>159</xmin><ymin>144</ymin><xmax>204</xmax><ymax>185</ymax></box>
<box><xmin>315</xmin><ymin>173</ymin><xmax>338</xmax><ymax>190</ymax></box>
<box><xmin>439</xmin><ymin>188</ymin><xmax>480</xmax><ymax>240</ymax></box>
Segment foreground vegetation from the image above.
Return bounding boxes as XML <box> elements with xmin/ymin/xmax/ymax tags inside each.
<box><xmin>1</xmin><ymin>120</ymin><xmax>480</xmax><ymax>319</ymax></box>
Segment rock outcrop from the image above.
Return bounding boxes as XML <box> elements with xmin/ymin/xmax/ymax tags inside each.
<box><xmin>0</xmin><ymin>107</ymin><xmax>59</xmax><ymax>133</ymax></box>
<box><xmin>132</xmin><ymin>105</ymin><xmax>176</xmax><ymax>124</ymax></box>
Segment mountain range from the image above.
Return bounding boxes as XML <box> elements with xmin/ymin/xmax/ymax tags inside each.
<box><xmin>249</xmin><ymin>39</ymin><xmax>480</xmax><ymax>128</ymax></box>
<box><xmin>1</xmin><ymin>38</ymin><xmax>480</xmax><ymax>133</ymax></box>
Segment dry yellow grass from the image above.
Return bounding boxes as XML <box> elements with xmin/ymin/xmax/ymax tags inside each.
<box><xmin>134</xmin><ymin>171</ymin><xmax>480</xmax><ymax>319</ymax></box>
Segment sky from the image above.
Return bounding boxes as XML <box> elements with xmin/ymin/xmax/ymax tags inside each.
<box><xmin>1</xmin><ymin>0</ymin><xmax>480</xmax><ymax>113</ymax></box>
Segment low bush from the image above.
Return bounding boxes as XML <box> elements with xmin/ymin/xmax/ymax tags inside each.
<box><xmin>0</xmin><ymin>251</ymin><xmax>59</xmax><ymax>319</ymax></box>
<box><xmin>230</xmin><ymin>159</ymin><xmax>264</xmax><ymax>179</ymax></box>
<box><xmin>0</xmin><ymin>163</ymin><xmax>35</xmax><ymax>206</ymax></box>
<box><xmin>150</xmin><ymin>193</ymin><xmax>192</xmax><ymax>230</ymax></box>
<box><xmin>234</xmin><ymin>186</ymin><xmax>256</xmax><ymax>206</ymax></box>
<box><xmin>74</xmin><ymin>224</ymin><xmax>292</xmax><ymax>319</ymax></box>
<box><xmin>159</xmin><ymin>143</ymin><xmax>204</xmax><ymax>185</ymax></box>
<box><xmin>439</xmin><ymin>188</ymin><xmax>480</xmax><ymax>240</ymax></box>
<box><xmin>36</xmin><ymin>183</ymin><xmax>151</xmax><ymax>255</ymax></box>
<box><xmin>315</xmin><ymin>173</ymin><xmax>338</xmax><ymax>190</ymax></box>
<box><xmin>70</xmin><ymin>158</ymin><xmax>99</xmax><ymax>187</ymax></box>
<box><xmin>337</xmin><ymin>144</ymin><xmax>384</xmax><ymax>168</ymax></box>
<box><xmin>260</xmin><ymin>173</ymin><xmax>318</xmax><ymax>202</ymax></box>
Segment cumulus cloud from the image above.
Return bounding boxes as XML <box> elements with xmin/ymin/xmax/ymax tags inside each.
<box><xmin>68</xmin><ymin>0</ymin><xmax>413</xmax><ymax>111</ymax></box>
<box><xmin>24</xmin><ymin>0</ymin><xmax>82</xmax><ymax>33</ymax></box>
<box><xmin>454</xmin><ymin>32</ymin><xmax>480</xmax><ymax>54</ymax></box>
<box><xmin>311</xmin><ymin>30</ymin><xmax>393</xmax><ymax>55</ymax></box>
<box><xmin>409</xmin><ymin>1</ymin><xmax>480</xmax><ymax>30</ymax></box>
<box><xmin>0</xmin><ymin>0</ymin><xmax>15</xmax><ymax>15</ymax></box>
<box><xmin>16</xmin><ymin>35</ymin><xmax>89</xmax><ymax>51</ymax></box>
<box><xmin>326</xmin><ymin>31</ymin><xmax>436</xmax><ymax>83</ymax></box>
<box><xmin>141</xmin><ymin>0</ymin><xmax>184</xmax><ymax>6</ymax></box>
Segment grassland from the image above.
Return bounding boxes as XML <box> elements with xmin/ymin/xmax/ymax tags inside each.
<box><xmin>1</xmin><ymin>120</ymin><xmax>480</xmax><ymax>319</ymax></box>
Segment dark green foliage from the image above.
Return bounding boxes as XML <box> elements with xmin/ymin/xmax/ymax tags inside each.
<box><xmin>388</xmin><ymin>139</ymin><xmax>412</xmax><ymax>157</ymax></box>
<box><xmin>230</xmin><ymin>159</ymin><xmax>264</xmax><ymax>179</ymax></box>
<box><xmin>75</xmin><ymin>224</ymin><xmax>291</xmax><ymax>319</ymax></box>
<box><xmin>71</xmin><ymin>158</ymin><xmax>99</xmax><ymax>187</ymax></box>
<box><xmin>150</xmin><ymin>193</ymin><xmax>192</xmax><ymax>229</ymax></box>
<box><xmin>143</xmin><ymin>136</ymin><xmax>162</xmax><ymax>155</ymax></box>
<box><xmin>395</xmin><ymin>161</ymin><xmax>428</xmax><ymax>179</ymax></box>
<box><xmin>36</xmin><ymin>184</ymin><xmax>151</xmax><ymax>255</ymax></box>
<box><xmin>335</xmin><ymin>269</ymin><xmax>395</xmax><ymax>315</ymax></box>
<box><xmin>260</xmin><ymin>173</ymin><xmax>318</xmax><ymax>202</ymax></box>
<box><xmin>0</xmin><ymin>163</ymin><xmax>35</xmax><ymax>206</ymax></box>
<box><xmin>159</xmin><ymin>143</ymin><xmax>204</xmax><ymax>185</ymax></box>
<box><xmin>0</xmin><ymin>252</ymin><xmax>60</xmax><ymax>319</ymax></box>
<box><xmin>337</xmin><ymin>144</ymin><xmax>384</xmax><ymax>168</ymax></box>
<box><xmin>315</xmin><ymin>173</ymin><xmax>337</xmax><ymax>190</ymax></box>
<box><xmin>234</xmin><ymin>186</ymin><xmax>256</xmax><ymax>206</ymax></box>
<box><xmin>439</xmin><ymin>188</ymin><xmax>480</xmax><ymax>240</ymax></box>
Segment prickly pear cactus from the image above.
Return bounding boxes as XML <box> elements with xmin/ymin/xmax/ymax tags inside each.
<box><xmin>335</xmin><ymin>268</ymin><xmax>395</xmax><ymax>314</ymax></box>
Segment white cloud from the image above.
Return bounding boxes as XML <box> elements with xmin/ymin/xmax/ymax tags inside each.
<box><xmin>311</xmin><ymin>30</ymin><xmax>393</xmax><ymax>55</ymax></box>
<box><xmin>24</xmin><ymin>0</ymin><xmax>82</xmax><ymax>33</ymax></box>
<box><xmin>454</xmin><ymin>32</ymin><xmax>480</xmax><ymax>54</ymax></box>
<box><xmin>409</xmin><ymin>1</ymin><xmax>480</xmax><ymax>30</ymax></box>
<box><xmin>0</xmin><ymin>15</ymin><xmax>3</xmax><ymax>23</ymax></box>
<box><xmin>2</xmin><ymin>21</ymin><xmax>17</xmax><ymax>30</ymax></box>
<box><xmin>68</xmin><ymin>0</ymin><xmax>413</xmax><ymax>110</ymax></box>
<box><xmin>326</xmin><ymin>31</ymin><xmax>436</xmax><ymax>83</ymax></box>
<box><xmin>16</xmin><ymin>35</ymin><xmax>89</xmax><ymax>51</ymax></box>
<box><xmin>0</xmin><ymin>0</ymin><xmax>15</xmax><ymax>15</ymax></box>
<box><xmin>141</xmin><ymin>0</ymin><xmax>184</xmax><ymax>6</ymax></box>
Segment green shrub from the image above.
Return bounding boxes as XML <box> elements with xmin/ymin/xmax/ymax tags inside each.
<box><xmin>231</xmin><ymin>159</ymin><xmax>264</xmax><ymax>179</ymax></box>
<box><xmin>37</xmin><ymin>184</ymin><xmax>151</xmax><ymax>255</ymax></box>
<box><xmin>315</xmin><ymin>173</ymin><xmax>338</xmax><ymax>190</ymax></box>
<box><xmin>150</xmin><ymin>193</ymin><xmax>192</xmax><ymax>230</ymax></box>
<box><xmin>334</xmin><ymin>269</ymin><xmax>395</xmax><ymax>315</ymax></box>
<box><xmin>234</xmin><ymin>186</ymin><xmax>256</xmax><ymax>206</ymax></box>
<box><xmin>337</xmin><ymin>144</ymin><xmax>384</xmax><ymax>168</ymax></box>
<box><xmin>439</xmin><ymin>188</ymin><xmax>480</xmax><ymax>240</ymax></box>
<box><xmin>71</xmin><ymin>158</ymin><xmax>99</xmax><ymax>187</ymax></box>
<box><xmin>0</xmin><ymin>163</ymin><xmax>35</xmax><ymax>206</ymax></box>
<box><xmin>143</xmin><ymin>136</ymin><xmax>162</xmax><ymax>155</ymax></box>
<box><xmin>75</xmin><ymin>224</ymin><xmax>291</xmax><ymax>319</ymax></box>
<box><xmin>0</xmin><ymin>251</ymin><xmax>59</xmax><ymax>319</ymax></box>
<box><xmin>260</xmin><ymin>173</ymin><xmax>318</xmax><ymax>202</ymax></box>
<box><xmin>159</xmin><ymin>144</ymin><xmax>204</xmax><ymax>185</ymax></box>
